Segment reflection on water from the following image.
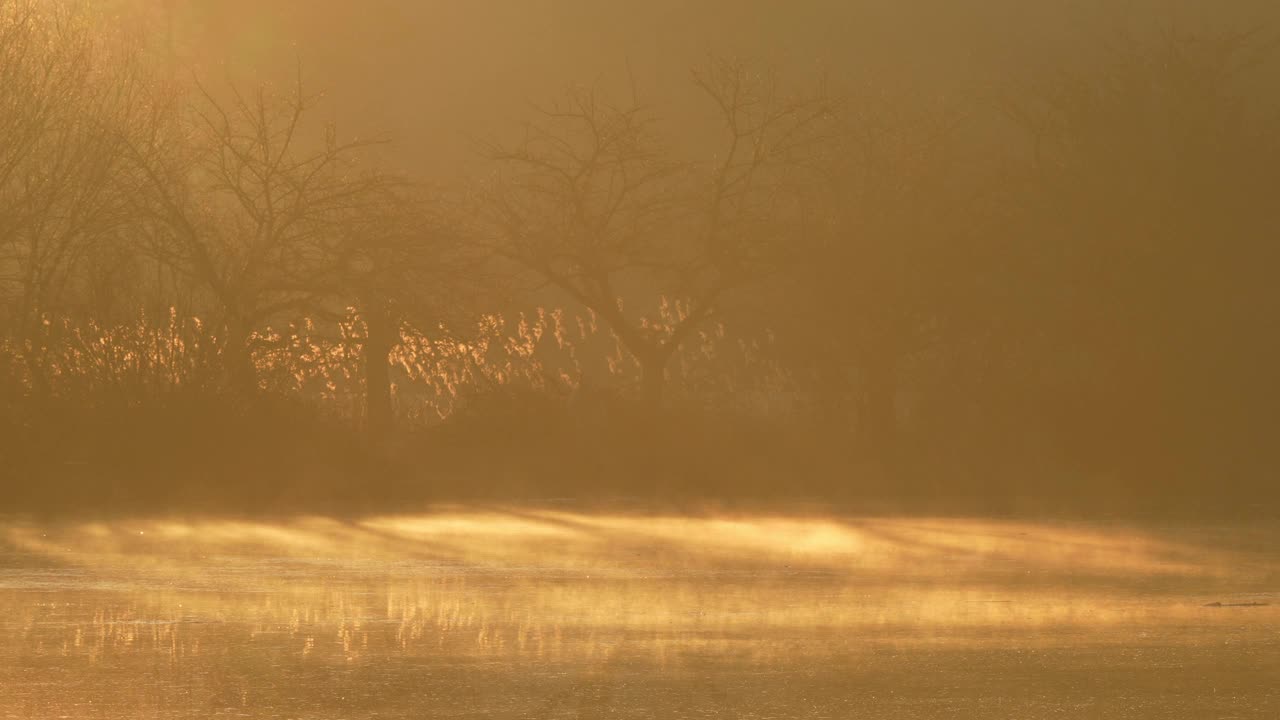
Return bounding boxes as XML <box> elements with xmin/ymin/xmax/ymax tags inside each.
<box><xmin>1</xmin><ymin>511</ymin><xmax>1277</xmax><ymax>718</ymax></box>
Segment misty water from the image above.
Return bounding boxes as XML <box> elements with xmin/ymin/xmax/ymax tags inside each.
<box><xmin>0</xmin><ymin>511</ymin><xmax>1276</xmax><ymax>718</ymax></box>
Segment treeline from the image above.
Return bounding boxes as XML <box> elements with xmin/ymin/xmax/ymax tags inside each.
<box><xmin>1</xmin><ymin>1</ymin><xmax>1277</xmax><ymax>511</ymax></box>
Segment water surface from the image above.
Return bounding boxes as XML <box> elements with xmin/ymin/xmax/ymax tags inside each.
<box><xmin>2</xmin><ymin>510</ymin><xmax>1276</xmax><ymax>718</ymax></box>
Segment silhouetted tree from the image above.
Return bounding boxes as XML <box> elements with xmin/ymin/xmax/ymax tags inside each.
<box><xmin>336</xmin><ymin>188</ymin><xmax>486</xmax><ymax>435</ymax></box>
<box><xmin>772</xmin><ymin>92</ymin><xmax>983</xmax><ymax>470</ymax></box>
<box><xmin>1004</xmin><ymin>26</ymin><xmax>1280</xmax><ymax>474</ymax></box>
<box><xmin>128</xmin><ymin>73</ymin><xmax>399</xmax><ymax>392</ymax></box>
<box><xmin>480</xmin><ymin>59</ymin><xmax>832</xmax><ymax>406</ymax></box>
<box><xmin>0</xmin><ymin>0</ymin><xmax>166</xmax><ymax>388</ymax></box>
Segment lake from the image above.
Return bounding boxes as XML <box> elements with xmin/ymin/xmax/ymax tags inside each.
<box><xmin>1</xmin><ymin>509</ymin><xmax>1276</xmax><ymax>718</ymax></box>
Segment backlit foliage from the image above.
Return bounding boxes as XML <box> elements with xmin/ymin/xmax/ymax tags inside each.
<box><xmin>3</xmin><ymin>299</ymin><xmax>787</xmax><ymax>424</ymax></box>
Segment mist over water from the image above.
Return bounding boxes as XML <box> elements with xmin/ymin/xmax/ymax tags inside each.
<box><xmin>3</xmin><ymin>511</ymin><xmax>1277</xmax><ymax>717</ymax></box>
<box><xmin>4</xmin><ymin>0</ymin><xmax>1280</xmax><ymax>716</ymax></box>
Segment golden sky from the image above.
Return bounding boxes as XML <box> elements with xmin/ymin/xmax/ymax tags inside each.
<box><xmin>126</xmin><ymin>1</ymin><xmax>1280</xmax><ymax>177</ymax></box>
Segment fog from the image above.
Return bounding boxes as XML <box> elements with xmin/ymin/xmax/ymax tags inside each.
<box><xmin>2</xmin><ymin>0</ymin><xmax>1277</xmax><ymax>503</ymax></box>
<box><xmin>156</xmin><ymin>0</ymin><xmax>1280</xmax><ymax>175</ymax></box>
<box><xmin>3</xmin><ymin>509</ymin><xmax>1277</xmax><ymax>716</ymax></box>
<box><xmin>0</xmin><ymin>1</ymin><xmax>1274</xmax><ymax>513</ymax></box>
<box><xmin>2</xmin><ymin>1</ymin><xmax>1279</xmax><ymax>717</ymax></box>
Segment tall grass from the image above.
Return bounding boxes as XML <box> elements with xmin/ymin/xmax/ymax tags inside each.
<box><xmin>0</xmin><ymin>300</ymin><xmax>785</xmax><ymax>424</ymax></box>
<box><xmin>0</xmin><ymin>300</ymin><xmax>804</xmax><ymax>512</ymax></box>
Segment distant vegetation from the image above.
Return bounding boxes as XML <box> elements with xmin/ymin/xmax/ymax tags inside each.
<box><xmin>2</xmin><ymin>0</ymin><xmax>1277</xmax><ymax>514</ymax></box>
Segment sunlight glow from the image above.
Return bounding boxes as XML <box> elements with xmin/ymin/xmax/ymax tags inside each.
<box><xmin>5</xmin><ymin>511</ymin><xmax>1272</xmax><ymax>667</ymax></box>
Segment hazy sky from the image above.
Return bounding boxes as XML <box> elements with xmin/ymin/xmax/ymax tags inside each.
<box><xmin>152</xmin><ymin>0</ymin><xmax>1278</xmax><ymax>178</ymax></box>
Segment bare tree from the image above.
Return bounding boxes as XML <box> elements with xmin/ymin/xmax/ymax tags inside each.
<box><xmin>336</xmin><ymin>187</ymin><xmax>487</xmax><ymax>434</ymax></box>
<box><xmin>1001</xmin><ymin>26</ymin><xmax>1280</xmax><ymax>468</ymax></box>
<box><xmin>788</xmin><ymin>93</ymin><xmax>978</xmax><ymax>464</ymax></box>
<box><xmin>0</xmin><ymin>0</ymin><xmax>167</xmax><ymax>386</ymax></box>
<box><xmin>128</xmin><ymin>72</ymin><xmax>400</xmax><ymax>391</ymax></box>
<box><xmin>481</xmin><ymin>59</ymin><xmax>833</xmax><ymax>406</ymax></box>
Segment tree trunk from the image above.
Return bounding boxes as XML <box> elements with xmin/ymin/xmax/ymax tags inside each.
<box><xmin>363</xmin><ymin>302</ymin><xmax>395</xmax><ymax>436</ymax></box>
<box><xmin>638</xmin><ymin>353</ymin><xmax>667</xmax><ymax>410</ymax></box>
<box><xmin>223</xmin><ymin>314</ymin><xmax>257</xmax><ymax>394</ymax></box>
<box><xmin>815</xmin><ymin>355</ymin><xmax>854</xmax><ymax>439</ymax></box>
<box><xmin>18</xmin><ymin>304</ymin><xmax>50</xmax><ymax>398</ymax></box>
<box><xmin>858</xmin><ymin>350</ymin><xmax>898</xmax><ymax>467</ymax></box>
